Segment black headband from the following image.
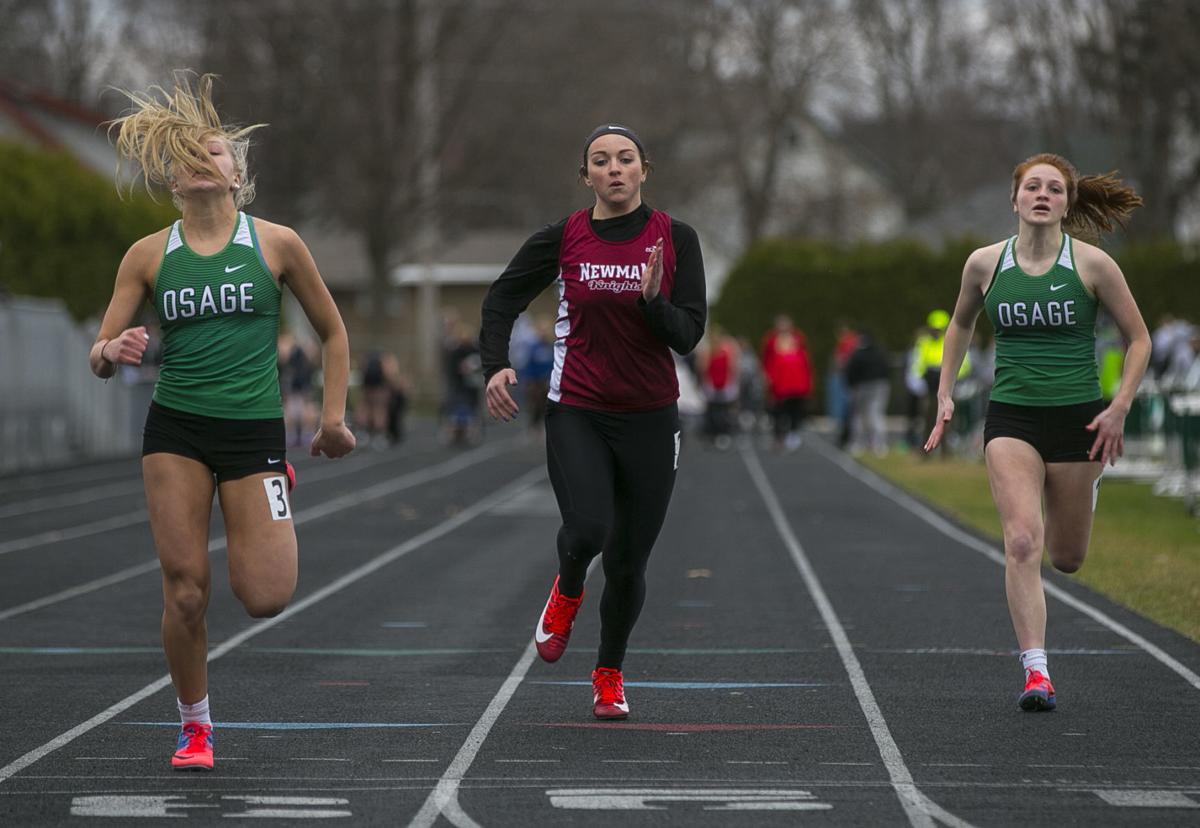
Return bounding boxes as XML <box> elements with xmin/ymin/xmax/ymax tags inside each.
<box><xmin>582</xmin><ymin>124</ymin><xmax>646</xmax><ymax>162</ymax></box>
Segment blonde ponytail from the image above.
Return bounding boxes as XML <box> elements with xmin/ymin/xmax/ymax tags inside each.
<box><xmin>108</xmin><ymin>71</ymin><xmax>265</xmax><ymax>210</ymax></box>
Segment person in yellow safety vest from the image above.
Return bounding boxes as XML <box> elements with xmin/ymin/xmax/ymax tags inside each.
<box><xmin>915</xmin><ymin>310</ymin><xmax>969</xmax><ymax>454</ymax></box>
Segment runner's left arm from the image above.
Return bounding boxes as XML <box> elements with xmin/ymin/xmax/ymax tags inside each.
<box><xmin>639</xmin><ymin>219</ymin><xmax>706</xmax><ymax>355</ymax></box>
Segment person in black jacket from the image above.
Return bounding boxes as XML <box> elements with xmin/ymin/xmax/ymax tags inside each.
<box><xmin>845</xmin><ymin>329</ymin><xmax>892</xmax><ymax>456</ymax></box>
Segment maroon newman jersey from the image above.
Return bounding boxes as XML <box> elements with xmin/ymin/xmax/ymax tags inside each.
<box><xmin>551</xmin><ymin>208</ymin><xmax>678</xmax><ymax>411</ymax></box>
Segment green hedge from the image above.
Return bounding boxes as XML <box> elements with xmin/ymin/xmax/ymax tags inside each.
<box><xmin>714</xmin><ymin>235</ymin><xmax>1199</xmax><ymax>390</ymax></box>
<box><xmin>0</xmin><ymin>141</ymin><xmax>176</xmax><ymax>321</ymax></box>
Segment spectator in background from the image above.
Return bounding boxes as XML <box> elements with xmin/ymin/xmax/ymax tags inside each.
<box><xmin>1095</xmin><ymin>312</ymin><xmax>1126</xmax><ymax>402</ymax></box>
<box><xmin>358</xmin><ymin>350</ymin><xmax>391</xmax><ymax>448</ymax></box>
<box><xmin>521</xmin><ymin>315</ymin><xmax>555</xmax><ymax>439</ymax></box>
<box><xmin>279</xmin><ymin>333</ymin><xmax>317</xmax><ymax>449</ymax></box>
<box><xmin>698</xmin><ymin>324</ymin><xmax>740</xmax><ymax>450</ymax></box>
<box><xmin>830</xmin><ymin>320</ymin><xmax>860</xmax><ymax>448</ymax></box>
<box><xmin>1150</xmin><ymin>313</ymin><xmax>1192</xmax><ymax>381</ymax></box>
<box><xmin>735</xmin><ymin>335</ymin><xmax>766</xmax><ymax>437</ymax></box>
<box><xmin>917</xmin><ymin>309</ymin><xmax>969</xmax><ymax>457</ymax></box>
<box><xmin>383</xmin><ymin>351</ymin><xmax>408</xmax><ymax>445</ymax></box>
<box><xmin>845</xmin><ymin>329</ymin><xmax>891</xmax><ymax>456</ymax></box>
<box><xmin>1178</xmin><ymin>329</ymin><xmax>1200</xmax><ymax>390</ymax></box>
<box><xmin>761</xmin><ymin>314</ymin><xmax>812</xmax><ymax>451</ymax></box>
<box><xmin>444</xmin><ymin>320</ymin><xmax>483</xmax><ymax>446</ymax></box>
<box><xmin>903</xmin><ymin>325</ymin><xmax>931</xmax><ymax>450</ymax></box>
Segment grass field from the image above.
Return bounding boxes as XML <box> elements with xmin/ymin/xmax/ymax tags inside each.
<box><xmin>856</xmin><ymin>451</ymin><xmax>1200</xmax><ymax>643</ymax></box>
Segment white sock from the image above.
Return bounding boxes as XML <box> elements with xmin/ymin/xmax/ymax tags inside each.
<box><xmin>178</xmin><ymin>695</ymin><xmax>212</xmax><ymax>727</ymax></box>
<box><xmin>1020</xmin><ymin>649</ymin><xmax>1049</xmax><ymax>680</ymax></box>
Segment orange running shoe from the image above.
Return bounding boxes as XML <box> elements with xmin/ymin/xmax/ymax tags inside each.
<box><xmin>1018</xmin><ymin>670</ymin><xmax>1056</xmax><ymax>712</ymax></box>
<box><xmin>171</xmin><ymin>722</ymin><xmax>214</xmax><ymax>771</ymax></box>
<box><xmin>592</xmin><ymin>667</ymin><xmax>630</xmax><ymax>720</ymax></box>
<box><xmin>534</xmin><ymin>576</ymin><xmax>583</xmax><ymax>663</ymax></box>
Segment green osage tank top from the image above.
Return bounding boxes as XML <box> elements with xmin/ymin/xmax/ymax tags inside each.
<box><xmin>152</xmin><ymin>212</ymin><xmax>282</xmax><ymax>419</ymax></box>
<box><xmin>983</xmin><ymin>234</ymin><xmax>1101</xmax><ymax>406</ymax></box>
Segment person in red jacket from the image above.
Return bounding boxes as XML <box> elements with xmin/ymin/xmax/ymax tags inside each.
<box><xmin>698</xmin><ymin>325</ymin><xmax>741</xmax><ymax>450</ymax></box>
<box><xmin>761</xmin><ymin>314</ymin><xmax>812</xmax><ymax>451</ymax></box>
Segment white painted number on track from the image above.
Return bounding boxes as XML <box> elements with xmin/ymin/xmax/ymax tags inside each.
<box><xmin>263</xmin><ymin>475</ymin><xmax>291</xmax><ymax>520</ymax></box>
<box><xmin>70</xmin><ymin>794</ymin><xmax>351</xmax><ymax>818</ymax></box>
<box><xmin>1093</xmin><ymin>790</ymin><xmax>1199</xmax><ymax>808</ymax></box>
<box><xmin>547</xmin><ymin>788</ymin><xmax>832</xmax><ymax>811</ymax></box>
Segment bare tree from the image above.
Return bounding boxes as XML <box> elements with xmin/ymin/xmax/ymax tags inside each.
<box><xmin>1075</xmin><ymin>0</ymin><xmax>1200</xmax><ymax>240</ymax></box>
<box><xmin>842</xmin><ymin>0</ymin><xmax>1017</xmax><ymax>221</ymax></box>
<box><xmin>0</xmin><ymin>1</ymin><xmax>56</xmax><ymax>88</ymax></box>
<box><xmin>996</xmin><ymin>0</ymin><xmax>1200</xmax><ymax>240</ymax></box>
<box><xmin>686</xmin><ymin>0</ymin><xmax>847</xmax><ymax>245</ymax></box>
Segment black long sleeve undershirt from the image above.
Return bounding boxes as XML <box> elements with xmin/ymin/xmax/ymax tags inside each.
<box><xmin>479</xmin><ymin>203</ymin><xmax>707</xmax><ymax>382</ymax></box>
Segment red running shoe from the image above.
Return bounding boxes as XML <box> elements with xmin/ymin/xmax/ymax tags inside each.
<box><xmin>592</xmin><ymin>667</ymin><xmax>630</xmax><ymax>720</ymax></box>
<box><xmin>534</xmin><ymin>576</ymin><xmax>582</xmax><ymax>663</ymax></box>
<box><xmin>1018</xmin><ymin>670</ymin><xmax>1056</xmax><ymax>712</ymax></box>
<box><xmin>285</xmin><ymin>461</ymin><xmax>297</xmax><ymax>492</ymax></box>
<box><xmin>171</xmin><ymin>722</ymin><xmax>213</xmax><ymax>771</ymax></box>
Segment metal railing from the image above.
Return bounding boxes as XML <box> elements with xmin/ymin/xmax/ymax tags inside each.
<box><xmin>0</xmin><ymin>297</ymin><xmax>149</xmax><ymax>474</ymax></box>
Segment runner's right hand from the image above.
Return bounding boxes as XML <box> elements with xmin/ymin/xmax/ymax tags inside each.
<box><xmin>924</xmin><ymin>395</ymin><xmax>954</xmax><ymax>453</ymax></box>
<box><xmin>485</xmin><ymin>368</ymin><xmax>519</xmax><ymax>421</ymax></box>
<box><xmin>103</xmin><ymin>326</ymin><xmax>150</xmax><ymax>365</ymax></box>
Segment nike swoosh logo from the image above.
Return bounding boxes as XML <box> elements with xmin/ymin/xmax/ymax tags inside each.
<box><xmin>1049</xmin><ymin>283</ymin><xmax>1067</xmax><ymax>291</ymax></box>
<box><xmin>593</xmin><ymin>693</ymin><xmax>629</xmax><ymax>712</ymax></box>
<box><xmin>225</xmin><ymin>264</ymin><xmax>246</xmax><ymax>273</ymax></box>
<box><xmin>267</xmin><ymin>458</ymin><xmax>282</xmax><ymax>464</ymax></box>
<box><xmin>534</xmin><ymin>595</ymin><xmax>555</xmax><ymax>643</ymax></box>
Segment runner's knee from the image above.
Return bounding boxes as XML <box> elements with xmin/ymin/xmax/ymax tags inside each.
<box><xmin>1048</xmin><ymin>548</ymin><xmax>1085</xmax><ymax>573</ymax></box>
<box><xmin>163</xmin><ymin>578</ymin><xmax>208</xmax><ymax>626</ymax></box>
<box><xmin>1004</xmin><ymin>529</ymin><xmax>1043</xmax><ymax>565</ymax></box>
<box><xmin>235</xmin><ymin>587</ymin><xmax>291</xmax><ymax>619</ymax></box>
<box><xmin>558</xmin><ymin>516</ymin><xmax>607</xmax><ymax>562</ymax></box>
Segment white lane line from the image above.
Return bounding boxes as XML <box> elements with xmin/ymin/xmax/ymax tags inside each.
<box><xmin>0</xmin><ymin>468</ymin><xmax>545</xmax><ymax>786</ymax></box>
<box><xmin>291</xmin><ymin>758</ymin><xmax>350</xmax><ymax>762</ymax></box>
<box><xmin>0</xmin><ymin>560</ymin><xmax>161</xmax><ymax>622</ymax></box>
<box><xmin>0</xmin><ymin>463</ymin><xmax>134</xmax><ymax>496</ymax></box>
<box><xmin>73</xmin><ymin>757</ymin><xmax>146</xmax><ymax>761</ymax></box>
<box><xmin>602</xmin><ymin>760</ymin><xmax>679</xmax><ymax>764</ymax></box>
<box><xmin>809</xmin><ymin>438</ymin><xmax>1200</xmax><ymax>693</ymax></box>
<box><xmin>410</xmin><ymin>557</ymin><xmax>602</xmax><ymax>828</ymax></box>
<box><xmin>742</xmin><ymin>446</ymin><xmax>975</xmax><ymax>828</ymax></box>
<box><xmin>0</xmin><ymin>441</ymin><xmax>425</xmax><ymax>520</ymax></box>
<box><xmin>410</xmin><ymin>641</ymin><xmax>538</xmax><ymax>828</ymax></box>
<box><xmin>0</xmin><ymin>510</ymin><xmax>149</xmax><ymax>557</ymax></box>
<box><xmin>383</xmin><ymin>759</ymin><xmax>441</xmax><ymax>763</ymax></box>
<box><xmin>0</xmin><ymin>441</ymin><xmax>517</xmax><ymax>621</ymax></box>
<box><xmin>0</xmin><ymin>480</ymin><xmax>145</xmax><ymax>519</ymax></box>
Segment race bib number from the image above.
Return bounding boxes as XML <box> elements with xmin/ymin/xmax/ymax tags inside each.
<box><xmin>263</xmin><ymin>475</ymin><xmax>292</xmax><ymax>520</ymax></box>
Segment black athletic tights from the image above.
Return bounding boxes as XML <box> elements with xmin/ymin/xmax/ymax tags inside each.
<box><xmin>545</xmin><ymin>400</ymin><xmax>680</xmax><ymax>670</ymax></box>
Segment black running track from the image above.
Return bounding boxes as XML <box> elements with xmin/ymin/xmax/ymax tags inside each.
<box><xmin>1</xmin><ymin>425</ymin><xmax>1198</xmax><ymax>826</ymax></box>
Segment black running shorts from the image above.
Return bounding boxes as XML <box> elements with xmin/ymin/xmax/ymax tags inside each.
<box><xmin>983</xmin><ymin>398</ymin><xmax>1107</xmax><ymax>463</ymax></box>
<box><xmin>143</xmin><ymin>401</ymin><xmax>286</xmax><ymax>482</ymax></box>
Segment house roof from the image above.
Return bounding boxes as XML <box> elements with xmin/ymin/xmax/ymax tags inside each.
<box><xmin>0</xmin><ymin>78</ymin><xmax>124</xmax><ymax>181</ymax></box>
<box><xmin>302</xmin><ymin>224</ymin><xmax>527</xmax><ymax>290</ymax></box>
